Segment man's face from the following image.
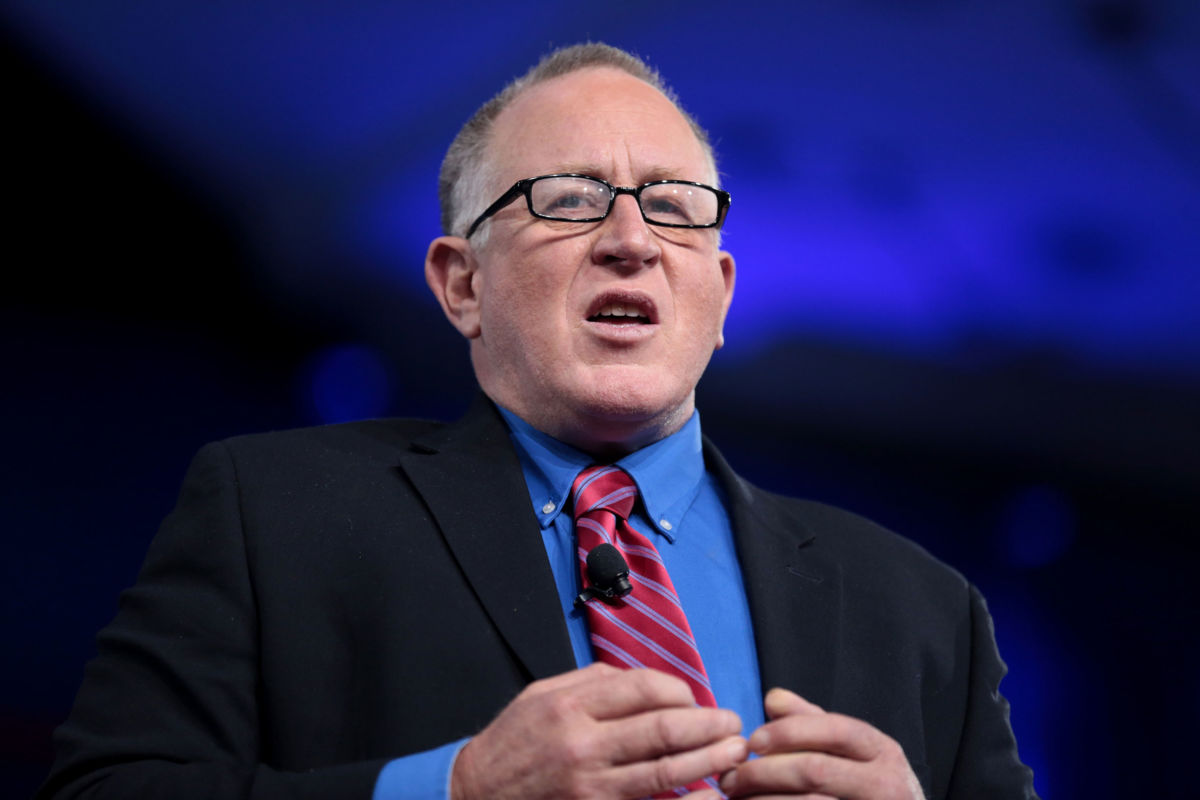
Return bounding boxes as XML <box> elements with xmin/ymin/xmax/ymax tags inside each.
<box><xmin>450</xmin><ymin>67</ymin><xmax>734</xmax><ymax>454</ymax></box>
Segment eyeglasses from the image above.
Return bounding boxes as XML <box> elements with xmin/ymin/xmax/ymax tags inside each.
<box><xmin>464</xmin><ymin>173</ymin><xmax>731</xmax><ymax>238</ymax></box>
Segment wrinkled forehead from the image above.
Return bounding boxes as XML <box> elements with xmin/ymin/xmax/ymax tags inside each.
<box><xmin>484</xmin><ymin>67</ymin><xmax>715</xmax><ymax>193</ymax></box>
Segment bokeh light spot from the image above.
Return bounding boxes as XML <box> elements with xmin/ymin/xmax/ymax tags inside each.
<box><xmin>998</xmin><ymin>484</ymin><xmax>1078</xmax><ymax>568</ymax></box>
<box><xmin>301</xmin><ymin>343</ymin><xmax>393</xmax><ymax>424</ymax></box>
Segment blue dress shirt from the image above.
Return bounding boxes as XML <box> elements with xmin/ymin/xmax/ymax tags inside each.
<box><xmin>374</xmin><ymin>407</ymin><xmax>764</xmax><ymax>799</ymax></box>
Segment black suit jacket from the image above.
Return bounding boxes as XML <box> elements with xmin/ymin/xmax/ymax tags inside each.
<box><xmin>40</xmin><ymin>396</ymin><xmax>1035</xmax><ymax>799</ymax></box>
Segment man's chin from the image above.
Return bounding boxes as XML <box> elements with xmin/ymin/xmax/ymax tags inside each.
<box><xmin>574</xmin><ymin>379</ymin><xmax>672</xmax><ymax>418</ymax></box>
<box><xmin>563</xmin><ymin>389</ymin><xmax>693</xmax><ymax>455</ymax></box>
<box><xmin>483</xmin><ymin>373</ymin><xmax>693</xmax><ymax>454</ymax></box>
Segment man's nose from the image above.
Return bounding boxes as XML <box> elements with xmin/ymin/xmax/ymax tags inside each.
<box><xmin>591</xmin><ymin>194</ymin><xmax>661</xmax><ymax>269</ymax></box>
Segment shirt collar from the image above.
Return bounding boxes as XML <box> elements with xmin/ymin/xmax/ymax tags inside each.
<box><xmin>496</xmin><ymin>405</ymin><xmax>707</xmax><ymax>543</ymax></box>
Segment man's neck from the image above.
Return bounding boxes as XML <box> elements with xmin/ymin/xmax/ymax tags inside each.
<box><xmin>486</xmin><ymin>394</ymin><xmax>695</xmax><ymax>461</ymax></box>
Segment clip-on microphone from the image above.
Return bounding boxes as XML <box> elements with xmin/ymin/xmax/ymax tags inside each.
<box><xmin>573</xmin><ymin>543</ymin><xmax>633</xmax><ymax>608</ymax></box>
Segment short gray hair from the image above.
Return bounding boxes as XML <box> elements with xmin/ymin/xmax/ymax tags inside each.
<box><xmin>438</xmin><ymin>42</ymin><xmax>719</xmax><ymax>239</ymax></box>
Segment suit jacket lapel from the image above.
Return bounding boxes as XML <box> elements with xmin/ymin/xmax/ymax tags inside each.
<box><xmin>704</xmin><ymin>440</ymin><xmax>844</xmax><ymax>710</ymax></box>
<box><xmin>397</xmin><ymin>394</ymin><xmax>576</xmax><ymax>682</ymax></box>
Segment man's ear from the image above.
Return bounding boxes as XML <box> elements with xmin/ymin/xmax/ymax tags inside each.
<box><xmin>715</xmin><ymin>249</ymin><xmax>736</xmax><ymax>350</ymax></box>
<box><xmin>425</xmin><ymin>236</ymin><xmax>482</xmax><ymax>339</ymax></box>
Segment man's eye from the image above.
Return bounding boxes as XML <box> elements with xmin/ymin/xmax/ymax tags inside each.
<box><xmin>645</xmin><ymin>198</ymin><xmax>685</xmax><ymax>216</ymax></box>
<box><xmin>543</xmin><ymin>189</ymin><xmax>606</xmax><ymax>216</ymax></box>
<box><xmin>547</xmin><ymin>192</ymin><xmax>587</xmax><ymax>209</ymax></box>
<box><xmin>644</xmin><ymin>197</ymin><xmax>695</xmax><ymax>223</ymax></box>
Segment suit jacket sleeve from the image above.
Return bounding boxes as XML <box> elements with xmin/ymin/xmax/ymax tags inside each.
<box><xmin>944</xmin><ymin>584</ymin><xmax>1036</xmax><ymax>798</ymax></box>
<box><xmin>38</xmin><ymin>441</ymin><xmax>390</xmax><ymax>799</ymax></box>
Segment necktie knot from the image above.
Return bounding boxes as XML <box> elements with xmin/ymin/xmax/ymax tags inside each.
<box><xmin>570</xmin><ymin>465</ymin><xmax>637</xmax><ymax>522</ymax></box>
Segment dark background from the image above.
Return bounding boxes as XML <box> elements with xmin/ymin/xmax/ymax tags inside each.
<box><xmin>3</xmin><ymin>3</ymin><xmax>1198</xmax><ymax>798</ymax></box>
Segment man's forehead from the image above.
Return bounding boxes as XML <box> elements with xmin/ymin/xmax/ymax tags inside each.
<box><xmin>486</xmin><ymin>67</ymin><xmax>711</xmax><ymax>184</ymax></box>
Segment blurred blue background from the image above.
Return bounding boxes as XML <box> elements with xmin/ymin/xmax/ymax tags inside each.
<box><xmin>3</xmin><ymin>2</ymin><xmax>1198</xmax><ymax>797</ymax></box>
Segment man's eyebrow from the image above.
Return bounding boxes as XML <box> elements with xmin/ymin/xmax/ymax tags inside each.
<box><xmin>639</xmin><ymin>166</ymin><xmax>696</xmax><ymax>183</ymax></box>
<box><xmin>550</xmin><ymin>165</ymin><xmax>701</xmax><ymax>184</ymax></box>
<box><xmin>547</xmin><ymin>164</ymin><xmax>605</xmax><ymax>177</ymax></box>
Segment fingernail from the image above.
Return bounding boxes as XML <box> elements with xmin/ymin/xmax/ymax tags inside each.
<box><xmin>727</xmin><ymin>737</ymin><xmax>748</xmax><ymax>761</ymax></box>
<box><xmin>720</xmin><ymin>770</ymin><xmax>738</xmax><ymax>793</ymax></box>
<box><xmin>748</xmin><ymin>729</ymin><xmax>769</xmax><ymax>754</ymax></box>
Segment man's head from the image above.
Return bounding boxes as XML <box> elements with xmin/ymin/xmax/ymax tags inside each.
<box><xmin>438</xmin><ymin>44</ymin><xmax>720</xmax><ymax>242</ymax></box>
<box><xmin>426</xmin><ymin>44</ymin><xmax>735</xmax><ymax>457</ymax></box>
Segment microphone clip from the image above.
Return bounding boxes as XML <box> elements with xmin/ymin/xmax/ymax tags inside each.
<box><xmin>573</xmin><ymin>578</ymin><xmax>633</xmax><ymax>608</ymax></box>
<box><xmin>573</xmin><ymin>543</ymin><xmax>633</xmax><ymax>608</ymax></box>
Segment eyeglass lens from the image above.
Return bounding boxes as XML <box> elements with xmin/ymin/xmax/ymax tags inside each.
<box><xmin>529</xmin><ymin>176</ymin><xmax>719</xmax><ymax>226</ymax></box>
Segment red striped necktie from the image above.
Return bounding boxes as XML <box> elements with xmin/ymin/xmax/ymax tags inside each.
<box><xmin>571</xmin><ymin>465</ymin><xmax>721</xmax><ymax>796</ymax></box>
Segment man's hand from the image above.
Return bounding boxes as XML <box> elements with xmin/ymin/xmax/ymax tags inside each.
<box><xmin>719</xmin><ymin>688</ymin><xmax>925</xmax><ymax>800</ymax></box>
<box><xmin>450</xmin><ymin>663</ymin><xmax>748</xmax><ymax>800</ymax></box>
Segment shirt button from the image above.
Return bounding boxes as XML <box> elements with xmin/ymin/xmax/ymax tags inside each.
<box><xmin>542</xmin><ymin>501</ymin><xmax>556</xmax><ymax>514</ymax></box>
<box><xmin>660</xmin><ymin>519</ymin><xmax>673</xmax><ymax>531</ymax></box>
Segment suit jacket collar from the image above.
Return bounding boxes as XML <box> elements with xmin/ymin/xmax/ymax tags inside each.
<box><xmin>396</xmin><ymin>393</ymin><xmax>577</xmax><ymax>682</ymax></box>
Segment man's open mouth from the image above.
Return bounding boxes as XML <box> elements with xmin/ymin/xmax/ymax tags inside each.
<box><xmin>588</xmin><ymin>302</ymin><xmax>653</xmax><ymax>325</ymax></box>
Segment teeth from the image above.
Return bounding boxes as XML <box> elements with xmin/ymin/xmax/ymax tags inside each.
<box><xmin>597</xmin><ymin>303</ymin><xmax>641</xmax><ymax>318</ymax></box>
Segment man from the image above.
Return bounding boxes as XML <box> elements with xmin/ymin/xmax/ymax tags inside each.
<box><xmin>40</xmin><ymin>44</ymin><xmax>1035</xmax><ymax>799</ymax></box>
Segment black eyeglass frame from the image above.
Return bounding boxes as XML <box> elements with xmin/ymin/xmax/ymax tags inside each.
<box><xmin>464</xmin><ymin>173</ymin><xmax>731</xmax><ymax>238</ymax></box>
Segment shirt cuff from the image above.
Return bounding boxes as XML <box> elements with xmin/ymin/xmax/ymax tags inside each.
<box><xmin>372</xmin><ymin>737</ymin><xmax>470</xmax><ymax>800</ymax></box>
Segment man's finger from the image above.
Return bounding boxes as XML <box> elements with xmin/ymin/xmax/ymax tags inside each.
<box><xmin>677</xmin><ymin>791</ymin><xmax>723</xmax><ymax>800</ymax></box>
<box><xmin>518</xmin><ymin>662</ymin><xmax>622</xmax><ymax>700</ymax></box>
<box><xmin>721</xmin><ymin>750</ymin><xmax>876</xmax><ymax>799</ymax></box>
<box><xmin>749</xmin><ymin>711</ymin><xmax>886</xmax><ymax>760</ymax></box>
<box><xmin>763</xmin><ymin>687</ymin><xmax>823</xmax><ymax>719</ymax></box>
<box><xmin>572</xmin><ymin>667</ymin><xmax>701</xmax><ymax>720</ymax></box>
<box><xmin>603</xmin><ymin>706</ymin><xmax>742</xmax><ymax>764</ymax></box>
<box><xmin>610</xmin><ymin>734</ymin><xmax>750</xmax><ymax>798</ymax></box>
